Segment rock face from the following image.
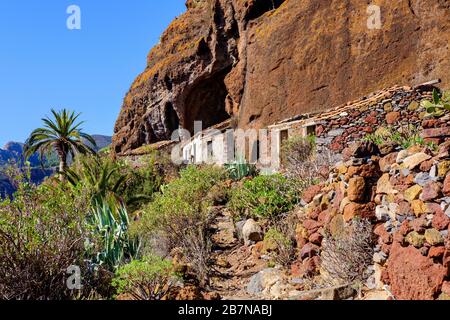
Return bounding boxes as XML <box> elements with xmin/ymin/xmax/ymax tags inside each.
<box><xmin>387</xmin><ymin>242</ymin><xmax>446</xmax><ymax>300</ymax></box>
<box><xmin>113</xmin><ymin>0</ymin><xmax>450</xmax><ymax>154</ymax></box>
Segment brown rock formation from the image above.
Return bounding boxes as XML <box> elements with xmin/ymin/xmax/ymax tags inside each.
<box><xmin>387</xmin><ymin>242</ymin><xmax>446</xmax><ymax>300</ymax></box>
<box><xmin>113</xmin><ymin>0</ymin><xmax>450</xmax><ymax>154</ymax></box>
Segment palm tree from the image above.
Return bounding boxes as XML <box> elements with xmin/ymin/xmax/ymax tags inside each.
<box><xmin>24</xmin><ymin>109</ymin><xmax>97</xmax><ymax>174</ymax></box>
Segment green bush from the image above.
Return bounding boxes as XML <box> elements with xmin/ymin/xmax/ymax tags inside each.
<box><xmin>228</xmin><ymin>174</ymin><xmax>300</xmax><ymax>220</ymax></box>
<box><xmin>120</xmin><ymin>154</ymin><xmax>165</xmax><ymax>211</ymax></box>
<box><xmin>63</xmin><ymin>155</ymin><xmax>126</xmax><ymax>204</ymax></box>
<box><xmin>364</xmin><ymin>124</ymin><xmax>430</xmax><ymax>150</ymax></box>
<box><xmin>264</xmin><ymin>227</ymin><xmax>295</xmax><ymax>267</ymax></box>
<box><xmin>64</xmin><ymin>154</ymin><xmax>165</xmax><ymax>211</ymax></box>
<box><xmin>135</xmin><ymin>165</ymin><xmax>227</xmax><ymax>286</ymax></box>
<box><xmin>113</xmin><ymin>255</ymin><xmax>180</xmax><ymax>300</ymax></box>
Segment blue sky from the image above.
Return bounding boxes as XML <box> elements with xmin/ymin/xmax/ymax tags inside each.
<box><xmin>0</xmin><ymin>1</ymin><xmax>186</xmax><ymax>146</ymax></box>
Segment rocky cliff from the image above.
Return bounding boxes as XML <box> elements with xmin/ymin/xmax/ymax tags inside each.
<box><xmin>113</xmin><ymin>0</ymin><xmax>450</xmax><ymax>154</ymax></box>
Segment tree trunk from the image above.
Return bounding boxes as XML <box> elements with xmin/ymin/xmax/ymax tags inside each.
<box><xmin>55</xmin><ymin>142</ymin><xmax>68</xmax><ymax>181</ymax></box>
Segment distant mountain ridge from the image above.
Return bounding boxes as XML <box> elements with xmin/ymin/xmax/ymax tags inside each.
<box><xmin>0</xmin><ymin>134</ymin><xmax>112</xmax><ymax>198</ymax></box>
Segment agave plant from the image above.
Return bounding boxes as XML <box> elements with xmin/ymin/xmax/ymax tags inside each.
<box><xmin>421</xmin><ymin>89</ymin><xmax>450</xmax><ymax>117</ymax></box>
<box><xmin>87</xmin><ymin>200</ymin><xmax>140</xmax><ymax>272</ymax></box>
<box><xmin>224</xmin><ymin>155</ymin><xmax>257</xmax><ymax>181</ymax></box>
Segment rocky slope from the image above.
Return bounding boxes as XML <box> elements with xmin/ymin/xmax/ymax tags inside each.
<box><xmin>113</xmin><ymin>0</ymin><xmax>450</xmax><ymax>154</ymax></box>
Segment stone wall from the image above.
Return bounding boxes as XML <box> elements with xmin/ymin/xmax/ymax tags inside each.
<box><xmin>292</xmin><ymin>86</ymin><xmax>450</xmax><ymax>300</ymax></box>
<box><xmin>295</xmin><ymin>124</ymin><xmax>450</xmax><ymax>299</ymax></box>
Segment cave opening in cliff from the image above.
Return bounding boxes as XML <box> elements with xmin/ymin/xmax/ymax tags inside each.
<box><xmin>183</xmin><ymin>69</ymin><xmax>231</xmax><ymax>134</ymax></box>
<box><xmin>246</xmin><ymin>0</ymin><xmax>285</xmax><ymax>21</ymax></box>
<box><xmin>164</xmin><ymin>102</ymin><xmax>180</xmax><ymax>138</ymax></box>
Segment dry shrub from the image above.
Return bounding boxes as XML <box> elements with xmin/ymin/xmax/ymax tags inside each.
<box><xmin>135</xmin><ymin>166</ymin><xmax>227</xmax><ymax>287</ymax></box>
<box><xmin>320</xmin><ymin>218</ymin><xmax>374</xmax><ymax>285</ymax></box>
<box><xmin>281</xmin><ymin>135</ymin><xmax>335</xmax><ymax>184</ymax></box>
<box><xmin>0</xmin><ymin>178</ymin><xmax>101</xmax><ymax>299</ymax></box>
<box><xmin>264</xmin><ymin>213</ymin><xmax>297</xmax><ymax>266</ymax></box>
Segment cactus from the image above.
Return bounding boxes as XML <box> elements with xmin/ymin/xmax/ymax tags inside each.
<box><xmin>422</xmin><ymin>89</ymin><xmax>450</xmax><ymax>117</ymax></box>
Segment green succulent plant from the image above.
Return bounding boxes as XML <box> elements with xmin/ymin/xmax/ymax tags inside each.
<box><xmin>224</xmin><ymin>155</ymin><xmax>257</xmax><ymax>181</ymax></box>
<box><xmin>87</xmin><ymin>200</ymin><xmax>140</xmax><ymax>272</ymax></box>
<box><xmin>421</xmin><ymin>89</ymin><xmax>450</xmax><ymax>117</ymax></box>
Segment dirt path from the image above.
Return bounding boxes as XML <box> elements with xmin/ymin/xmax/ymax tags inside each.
<box><xmin>208</xmin><ymin>208</ymin><xmax>267</xmax><ymax>300</ymax></box>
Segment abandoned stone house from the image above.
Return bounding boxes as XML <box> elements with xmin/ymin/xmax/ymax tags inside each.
<box><xmin>177</xmin><ymin>81</ymin><xmax>439</xmax><ymax>170</ymax></box>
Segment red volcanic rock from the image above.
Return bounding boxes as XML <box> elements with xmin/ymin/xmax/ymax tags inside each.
<box><xmin>347</xmin><ymin>177</ymin><xmax>366</xmax><ymax>202</ymax></box>
<box><xmin>432</xmin><ymin>209</ymin><xmax>450</xmax><ymax>231</ymax></box>
<box><xmin>420</xmin><ymin>160</ymin><xmax>435</xmax><ymax>172</ymax></box>
<box><xmin>302</xmin><ymin>185</ymin><xmax>322</xmax><ymax>204</ymax></box>
<box><xmin>420</xmin><ymin>182</ymin><xmax>441</xmax><ymax>201</ymax></box>
<box><xmin>318</xmin><ymin>210</ymin><xmax>332</xmax><ymax>226</ymax></box>
<box><xmin>428</xmin><ymin>246</ymin><xmax>445</xmax><ymax>259</ymax></box>
<box><xmin>374</xmin><ymin>223</ymin><xmax>392</xmax><ymax>244</ymax></box>
<box><xmin>379</xmin><ymin>152</ymin><xmax>399</xmax><ymax>172</ymax></box>
<box><xmin>300</xmin><ymin>243</ymin><xmax>320</xmax><ymax>260</ymax></box>
<box><xmin>343</xmin><ymin>202</ymin><xmax>375</xmax><ymax>222</ymax></box>
<box><xmin>443</xmin><ymin>174</ymin><xmax>450</xmax><ymax>196</ymax></box>
<box><xmin>309</xmin><ymin>232</ymin><xmax>323</xmax><ymax>245</ymax></box>
<box><xmin>303</xmin><ymin>219</ymin><xmax>322</xmax><ymax>234</ymax></box>
<box><xmin>442</xmin><ymin>282</ymin><xmax>450</xmax><ymax>296</ymax></box>
<box><xmin>422</xmin><ymin>119</ymin><xmax>441</xmax><ymax>129</ymax></box>
<box><xmin>386</xmin><ymin>112</ymin><xmax>400</xmax><ymax>125</ymax></box>
<box><xmin>421</xmin><ymin>127</ymin><xmax>450</xmax><ymax>139</ymax></box>
<box><xmin>364</xmin><ymin>115</ymin><xmax>378</xmax><ymax>125</ymax></box>
<box><xmin>399</xmin><ymin>220</ymin><xmax>411</xmax><ymax>236</ymax></box>
<box><xmin>387</xmin><ymin>242</ymin><xmax>446</xmax><ymax>300</ymax></box>
<box><xmin>112</xmin><ymin>0</ymin><xmax>450</xmax><ymax>155</ymax></box>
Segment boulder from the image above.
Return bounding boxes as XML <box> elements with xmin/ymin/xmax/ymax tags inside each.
<box><xmin>421</xmin><ymin>127</ymin><xmax>450</xmax><ymax>139</ymax></box>
<box><xmin>405</xmin><ymin>231</ymin><xmax>425</xmax><ymax>248</ymax></box>
<box><xmin>246</xmin><ymin>268</ymin><xmax>282</xmax><ymax>296</ymax></box>
<box><xmin>379</xmin><ymin>152</ymin><xmax>399</xmax><ymax>172</ymax></box>
<box><xmin>242</xmin><ymin>219</ymin><xmax>263</xmax><ymax>246</ymax></box>
<box><xmin>347</xmin><ymin>176</ymin><xmax>366</xmax><ymax>202</ymax></box>
<box><xmin>402</xmin><ymin>153</ymin><xmax>432</xmax><ymax>170</ymax></box>
<box><xmin>386</xmin><ymin>111</ymin><xmax>400</xmax><ymax>124</ymax></box>
<box><xmin>377</xmin><ymin>173</ymin><xmax>397</xmax><ymax>195</ymax></box>
<box><xmin>404</xmin><ymin>185</ymin><xmax>423</xmax><ymax>202</ymax></box>
<box><xmin>300</xmin><ymin>243</ymin><xmax>320</xmax><ymax>260</ymax></box>
<box><xmin>387</xmin><ymin>242</ymin><xmax>446</xmax><ymax>300</ymax></box>
<box><xmin>443</xmin><ymin>174</ymin><xmax>450</xmax><ymax>196</ymax></box>
<box><xmin>432</xmin><ymin>209</ymin><xmax>450</xmax><ymax>231</ymax></box>
<box><xmin>420</xmin><ymin>182</ymin><xmax>441</xmax><ymax>201</ymax></box>
<box><xmin>302</xmin><ymin>184</ymin><xmax>323</xmax><ymax>204</ymax></box>
<box><xmin>424</xmin><ymin>228</ymin><xmax>444</xmax><ymax>246</ymax></box>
